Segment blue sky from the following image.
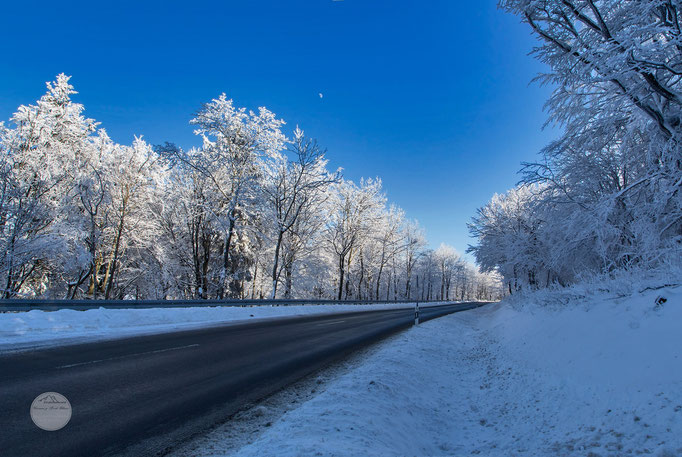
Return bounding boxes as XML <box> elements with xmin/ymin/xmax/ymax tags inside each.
<box><xmin>0</xmin><ymin>0</ymin><xmax>557</xmax><ymax>261</ymax></box>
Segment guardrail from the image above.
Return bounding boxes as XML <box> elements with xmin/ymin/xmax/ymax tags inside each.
<box><xmin>0</xmin><ymin>298</ymin><xmax>458</xmax><ymax>312</ymax></box>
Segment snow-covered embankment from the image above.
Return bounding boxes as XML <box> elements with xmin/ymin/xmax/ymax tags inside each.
<box><xmin>193</xmin><ymin>286</ymin><xmax>682</xmax><ymax>457</ymax></box>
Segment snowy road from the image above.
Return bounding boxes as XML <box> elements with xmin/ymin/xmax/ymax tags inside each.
<box><xmin>0</xmin><ymin>302</ymin><xmax>484</xmax><ymax>457</ymax></box>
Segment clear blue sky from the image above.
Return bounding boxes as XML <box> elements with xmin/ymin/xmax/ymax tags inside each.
<box><xmin>0</xmin><ymin>0</ymin><xmax>557</xmax><ymax>261</ymax></box>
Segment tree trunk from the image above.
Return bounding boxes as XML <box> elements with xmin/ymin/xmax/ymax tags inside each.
<box><xmin>375</xmin><ymin>263</ymin><xmax>384</xmax><ymax>302</ymax></box>
<box><xmin>337</xmin><ymin>254</ymin><xmax>345</xmax><ymax>301</ymax></box>
<box><xmin>200</xmin><ymin>233</ymin><xmax>210</xmax><ymax>299</ymax></box>
<box><xmin>88</xmin><ymin>255</ymin><xmax>102</xmax><ymax>298</ymax></box>
<box><xmin>357</xmin><ymin>255</ymin><xmax>365</xmax><ymax>300</ymax></box>
<box><xmin>284</xmin><ymin>265</ymin><xmax>293</xmax><ymax>299</ymax></box>
<box><xmin>88</xmin><ymin>215</ymin><xmax>98</xmax><ymax>299</ymax></box>
<box><xmin>219</xmin><ymin>217</ymin><xmax>236</xmax><ymax>299</ymax></box>
<box><xmin>405</xmin><ymin>267</ymin><xmax>412</xmax><ymax>300</ymax></box>
<box><xmin>385</xmin><ymin>271</ymin><xmax>391</xmax><ymax>301</ymax></box>
<box><xmin>270</xmin><ymin>230</ymin><xmax>284</xmax><ymax>299</ymax></box>
<box><xmin>440</xmin><ymin>268</ymin><xmax>445</xmax><ymax>301</ymax></box>
<box><xmin>251</xmin><ymin>260</ymin><xmax>258</xmax><ymax>299</ymax></box>
<box><xmin>104</xmin><ymin>206</ymin><xmax>126</xmax><ymax>300</ymax></box>
<box><xmin>344</xmin><ymin>251</ymin><xmax>353</xmax><ymax>299</ymax></box>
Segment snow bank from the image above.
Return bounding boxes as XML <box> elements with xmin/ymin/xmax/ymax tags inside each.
<box><xmin>0</xmin><ymin>302</ymin><xmax>423</xmax><ymax>351</ymax></box>
<box><xmin>197</xmin><ymin>285</ymin><xmax>682</xmax><ymax>456</ymax></box>
<box><xmin>492</xmin><ymin>288</ymin><xmax>682</xmax><ymax>396</ymax></box>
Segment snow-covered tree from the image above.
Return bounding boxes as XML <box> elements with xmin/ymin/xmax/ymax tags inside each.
<box><xmin>402</xmin><ymin>220</ymin><xmax>426</xmax><ymax>300</ymax></box>
<box><xmin>0</xmin><ymin>74</ymin><xmax>97</xmax><ymax>297</ymax></box>
<box><xmin>0</xmin><ymin>75</ymin><xmax>501</xmax><ymax>300</ymax></box>
<box><xmin>371</xmin><ymin>205</ymin><xmax>405</xmax><ymax>300</ymax></box>
<box><xmin>165</xmin><ymin>95</ymin><xmax>286</xmax><ymax>298</ymax></box>
<box><xmin>263</xmin><ymin>127</ymin><xmax>339</xmax><ymax>298</ymax></box>
<box><xmin>471</xmin><ymin>1</ymin><xmax>682</xmax><ymax>291</ymax></box>
<box><xmin>325</xmin><ymin>179</ymin><xmax>385</xmax><ymax>300</ymax></box>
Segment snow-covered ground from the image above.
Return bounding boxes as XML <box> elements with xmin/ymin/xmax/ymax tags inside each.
<box><xmin>0</xmin><ymin>302</ymin><xmax>427</xmax><ymax>352</ymax></box>
<box><xmin>179</xmin><ymin>284</ymin><xmax>682</xmax><ymax>456</ymax></box>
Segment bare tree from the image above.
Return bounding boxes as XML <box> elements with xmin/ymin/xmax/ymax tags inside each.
<box><xmin>264</xmin><ymin>127</ymin><xmax>339</xmax><ymax>298</ymax></box>
<box><xmin>325</xmin><ymin>179</ymin><xmax>384</xmax><ymax>300</ymax></box>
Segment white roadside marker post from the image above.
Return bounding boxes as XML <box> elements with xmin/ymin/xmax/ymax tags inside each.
<box><xmin>414</xmin><ymin>302</ymin><xmax>420</xmax><ymax>325</ymax></box>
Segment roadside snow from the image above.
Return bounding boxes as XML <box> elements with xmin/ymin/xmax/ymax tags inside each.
<box><xmin>189</xmin><ymin>286</ymin><xmax>682</xmax><ymax>456</ymax></box>
<box><xmin>0</xmin><ymin>302</ymin><xmax>425</xmax><ymax>352</ymax></box>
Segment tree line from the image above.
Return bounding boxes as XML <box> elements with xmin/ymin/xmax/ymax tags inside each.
<box><xmin>469</xmin><ymin>0</ymin><xmax>682</xmax><ymax>293</ymax></box>
<box><xmin>0</xmin><ymin>75</ymin><xmax>502</xmax><ymax>301</ymax></box>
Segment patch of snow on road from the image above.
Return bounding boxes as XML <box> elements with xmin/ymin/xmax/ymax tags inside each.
<box><xmin>192</xmin><ymin>286</ymin><xmax>682</xmax><ymax>456</ymax></box>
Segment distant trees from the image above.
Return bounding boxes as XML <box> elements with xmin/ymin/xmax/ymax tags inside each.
<box><xmin>0</xmin><ymin>74</ymin><xmax>502</xmax><ymax>301</ymax></box>
<box><xmin>402</xmin><ymin>220</ymin><xmax>426</xmax><ymax>299</ymax></box>
<box><xmin>471</xmin><ymin>1</ymin><xmax>682</xmax><ymax>292</ymax></box>
<box><xmin>324</xmin><ymin>179</ymin><xmax>385</xmax><ymax>300</ymax></box>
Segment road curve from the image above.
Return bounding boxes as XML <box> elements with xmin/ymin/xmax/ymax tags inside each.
<box><xmin>0</xmin><ymin>302</ymin><xmax>485</xmax><ymax>456</ymax></box>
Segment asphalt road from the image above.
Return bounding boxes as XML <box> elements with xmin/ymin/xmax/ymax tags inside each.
<box><xmin>0</xmin><ymin>302</ymin><xmax>485</xmax><ymax>456</ymax></box>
